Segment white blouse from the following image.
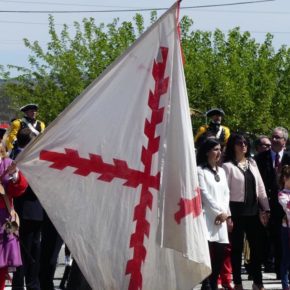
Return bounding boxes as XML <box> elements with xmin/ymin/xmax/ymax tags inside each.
<box><xmin>197</xmin><ymin>166</ymin><xmax>230</xmax><ymax>244</ymax></box>
<box><xmin>278</xmin><ymin>189</ymin><xmax>290</xmax><ymax>227</ymax></box>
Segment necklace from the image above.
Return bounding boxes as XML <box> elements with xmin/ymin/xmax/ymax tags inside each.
<box><xmin>207</xmin><ymin>165</ymin><xmax>220</xmax><ymax>182</ymax></box>
<box><xmin>237</xmin><ymin>159</ymin><xmax>249</xmax><ymax>172</ymax></box>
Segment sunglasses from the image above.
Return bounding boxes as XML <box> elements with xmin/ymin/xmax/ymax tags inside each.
<box><xmin>272</xmin><ymin>135</ymin><xmax>284</xmax><ymax>140</ymax></box>
<box><xmin>261</xmin><ymin>143</ymin><xmax>271</xmax><ymax>148</ymax></box>
<box><xmin>235</xmin><ymin>141</ymin><xmax>248</xmax><ymax>146</ymax></box>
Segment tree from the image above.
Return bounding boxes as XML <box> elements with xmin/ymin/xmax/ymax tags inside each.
<box><xmin>1</xmin><ymin>14</ymin><xmax>290</xmax><ymax>135</ymax></box>
<box><xmin>180</xmin><ymin>17</ymin><xmax>290</xmax><ymax>134</ymax></box>
<box><xmin>1</xmin><ymin>14</ymin><xmax>146</xmax><ymax>123</ymax></box>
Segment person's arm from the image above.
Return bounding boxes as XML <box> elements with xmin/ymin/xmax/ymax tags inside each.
<box><xmin>222</xmin><ymin>162</ymin><xmax>232</xmax><ymax>187</ymax></box>
<box><xmin>7</xmin><ymin>171</ymin><xmax>28</xmax><ymax>197</ymax></box>
<box><xmin>223</xmin><ymin>126</ymin><xmax>230</xmax><ymax>143</ymax></box>
<box><xmin>216</xmin><ymin>170</ymin><xmax>231</xmax><ymax>224</ymax></box>
<box><xmin>223</xmin><ymin>174</ymin><xmax>231</xmax><ymax>216</ymax></box>
<box><xmin>5</xmin><ymin>119</ymin><xmax>21</xmax><ymax>151</ymax></box>
<box><xmin>253</xmin><ymin>161</ymin><xmax>270</xmax><ymax>211</ymax></box>
<box><xmin>278</xmin><ymin>191</ymin><xmax>290</xmax><ymax>215</ymax></box>
<box><xmin>5</xmin><ymin>162</ymin><xmax>28</xmax><ymax>197</ymax></box>
<box><xmin>40</xmin><ymin>121</ymin><xmax>46</xmax><ymax>132</ymax></box>
<box><xmin>194</xmin><ymin>126</ymin><xmax>206</xmax><ymax>143</ymax></box>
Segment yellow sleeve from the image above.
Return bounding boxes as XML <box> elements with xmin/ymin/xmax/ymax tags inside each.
<box><xmin>223</xmin><ymin>126</ymin><xmax>231</xmax><ymax>143</ymax></box>
<box><xmin>6</xmin><ymin>119</ymin><xmax>21</xmax><ymax>150</ymax></box>
<box><xmin>194</xmin><ymin>125</ymin><xmax>207</xmax><ymax>142</ymax></box>
<box><xmin>39</xmin><ymin>121</ymin><xmax>46</xmax><ymax>132</ymax></box>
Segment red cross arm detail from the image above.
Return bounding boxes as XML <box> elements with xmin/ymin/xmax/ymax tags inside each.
<box><xmin>39</xmin><ymin>149</ymin><xmax>160</xmax><ymax>190</ymax></box>
<box><xmin>125</xmin><ymin>47</ymin><xmax>169</xmax><ymax>290</ymax></box>
<box><xmin>174</xmin><ymin>187</ymin><xmax>202</xmax><ymax>224</ymax></box>
<box><xmin>38</xmin><ymin>46</ymin><xmax>169</xmax><ymax>290</ymax></box>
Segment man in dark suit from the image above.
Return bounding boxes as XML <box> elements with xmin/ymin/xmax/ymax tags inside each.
<box><xmin>255</xmin><ymin>127</ymin><xmax>290</xmax><ymax>279</ymax></box>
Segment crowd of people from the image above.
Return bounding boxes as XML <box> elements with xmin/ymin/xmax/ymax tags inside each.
<box><xmin>0</xmin><ymin>104</ymin><xmax>289</xmax><ymax>290</ymax></box>
<box><xmin>196</xmin><ymin>108</ymin><xmax>290</xmax><ymax>290</ymax></box>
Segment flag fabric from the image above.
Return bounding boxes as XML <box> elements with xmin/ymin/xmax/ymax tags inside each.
<box><xmin>17</xmin><ymin>3</ymin><xmax>211</xmax><ymax>289</ymax></box>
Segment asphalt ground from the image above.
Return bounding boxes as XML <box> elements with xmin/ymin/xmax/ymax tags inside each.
<box><xmin>4</xmin><ymin>244</ymin><xmax>66</xmax><ymax>289</ymax></box>
<box><xmin>4</xmin><ymin>246</ymin><xmax>284</xmax><ymax>290</ymax></box>
<box><xmin>194</xmin><ymin>270</ymin><xmax>282</xmax><ymax>290</ymax></box>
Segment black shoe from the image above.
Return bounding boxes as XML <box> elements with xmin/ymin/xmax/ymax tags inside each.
<box><xmin>201</xmin><ymin>279</ymin><xmax>212</xmax><ymax>290</ymax></box>
<box><xmin>201</xmin><ymin>285</ymin><xmax>212</xmax><ymax>290</ymax></box>
<box><xmin>263</xmin><ymin>264</ymin><xmax>274</xmax><ymax>273</ymax></box>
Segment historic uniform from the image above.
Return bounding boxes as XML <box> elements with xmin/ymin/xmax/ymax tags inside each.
<box><xmin>195</xmin><ymin>108</ymin><xmax>230</xmax><ymax>148</ymax></box>
<box><xmin>6</xmin><ymin>104</ymin><xmax>45</xmax><ymax>151</ymax></box>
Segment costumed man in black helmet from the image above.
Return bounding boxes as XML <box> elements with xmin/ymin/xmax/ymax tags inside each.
<box><xmin>195</xmin><ymin>108</ymin><xmax>230</xmax><ymax>149</ymax></box>
<box><xmin>6</xmin><ymin>104</ymin><xmax>45</xmax><ymax>154</ymax></box>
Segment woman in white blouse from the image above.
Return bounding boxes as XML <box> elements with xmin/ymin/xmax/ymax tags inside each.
<box><xmin>197</xmin><ymin>138</ymin><xmax>231</xmax><ymax>290</ymax></box>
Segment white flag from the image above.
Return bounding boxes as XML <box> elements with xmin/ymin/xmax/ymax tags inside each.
<box><xmin>17</xmin><ymin>3</ymin><xmax>211</xmax><ymax>289</ymax></box>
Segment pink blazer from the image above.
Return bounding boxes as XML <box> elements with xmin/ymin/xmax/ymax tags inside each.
<box><xmin>222</xmin><ymin>159</ymin><xmax>270</xmax><ymax>211</ymax></box>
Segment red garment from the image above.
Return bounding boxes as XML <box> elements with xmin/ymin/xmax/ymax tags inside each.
<box><xmin>0</xmin><ymin>267</ymin><xmax>7</xmax><ymax>290</ymax></box>
<box><xmin>0</xmin><ymin>172</ymin><xmax>28</xmax><ymax>209</ymax></box>
<box><xmin>218</xmin><ymin>242</ymin><xmax>233</xmax><ymax>287</ymax></box>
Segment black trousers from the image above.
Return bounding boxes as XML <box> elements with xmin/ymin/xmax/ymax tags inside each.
<box><xmin>12</xmin><ymin>220</ymin><xmax>42</xmax><ymax>290</ymax></box>
<box><xmin>268</xmin><ymin>216</ymin><xmax>282</xmax><ymax>276</ymax></box>
<box><xmin>231</xmin><ymin>215</ymin><xmax>264</xmax><ymax>285</ymax></box>
<box><xmin>201</xmin><ymin>241</ymin><xmax>226</xmax><ymax>290</ymax></box>
<box><xmin>66</xmin><ymin>260</ymin><xmax>92</xmax><ymax>290</ymax></box>
<box><xmin>39</xmin><ymin>213</ymin><xmax>63</xmax><ymax>290</ymax></box>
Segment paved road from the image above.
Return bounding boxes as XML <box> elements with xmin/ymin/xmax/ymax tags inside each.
<box><xmin>194</xmin><ymin>271</ymin><xmax>282</xmax><ymax>290</ymax></box>
<box><xmin>4</xmin><ymin>245</ymin><xmax>67</xmax><ymax>289</ymax></box>
<box><xmin>4</xmin><ymin>246</ymin><xmax>283</xmax><ymax>289</ymax></box>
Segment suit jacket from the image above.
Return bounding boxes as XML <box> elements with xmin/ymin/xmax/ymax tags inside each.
<box><xmin>255</xmin><ymin>150</ymin><xmax>290</xmax><ymax>221</ymax></box>
<box><xmin>12</xmin><ymin>148</ymin><xmax>44</xmax><ymax>221</ymax></box>
<box><xmin>222</xmin><ymin>159</ymin><xmax>269</xmax><ymax>212</ymax></box>
<box><xmin>14</xmin><ymin>185</ymin><xmax>44</xmax><ymax>221</ymax></box>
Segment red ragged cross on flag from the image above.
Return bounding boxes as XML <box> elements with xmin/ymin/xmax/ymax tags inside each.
<box><xmin>39</xmin><ymin>47</ymin><xmax>168</xmax><ymax>290</ymax></box>
<box><xmin>17</xmin><ymin>3</ymin><xmax>211</xmax><ymax>290</ymax></box>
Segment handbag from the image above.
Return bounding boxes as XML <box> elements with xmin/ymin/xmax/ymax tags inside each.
<box><xmin>0</xmin><ymin>183</ymin><xmax>20</xmax><ymax>235</ymax></box>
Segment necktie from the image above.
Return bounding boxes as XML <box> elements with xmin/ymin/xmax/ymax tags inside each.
<box><xmin>275</xmin><ymin>153</ymin><xmax>280</xmax><ymax>172</ymax></box>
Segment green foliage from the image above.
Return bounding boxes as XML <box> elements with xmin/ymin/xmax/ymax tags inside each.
<box><xmin>180</xmin><ymin>19</ymin><xmax>290</xmax><ymax>134</ymax></box>
<box><xmin>0</xmin><ymin>13</ymin><xmax>290</xmax><ymax>135</ymax></box>
<box><xmin>1</xmin><ymin>15</ymin><xmax>139</xmax><ymax>122</ymax></box>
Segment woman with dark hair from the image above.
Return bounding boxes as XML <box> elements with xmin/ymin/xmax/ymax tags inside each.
<box><xmin>197</xmin><ymin>138</ymin><xmax>231</xmax><ymax>290</ymax></box>
<box><xmin>222</xmin><ymin>133</ymin><xmax>270</xmax><ymax>290</ymax></box>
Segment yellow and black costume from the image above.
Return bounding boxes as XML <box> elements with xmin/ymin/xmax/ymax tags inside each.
<box><xmin>6</xmin><ymin>104</ymin><xmax>45</xmax><ymax>151</ymax></box>
<box><xmin>195</xmin><ymin>108</ymin><xmax>230</xmax><ymax>148</ymax></box>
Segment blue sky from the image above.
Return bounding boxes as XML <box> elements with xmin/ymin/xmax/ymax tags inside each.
<box><xmin>0</xmin><ymin>0</ymin><xmax>290</xmax><ymax>75</ymax></box>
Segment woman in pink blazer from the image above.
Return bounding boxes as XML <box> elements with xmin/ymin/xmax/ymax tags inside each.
<box><xmin>222</xmin><ymin>133</ymin><xmax>270</xmax><ymax>290</ymax></box>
